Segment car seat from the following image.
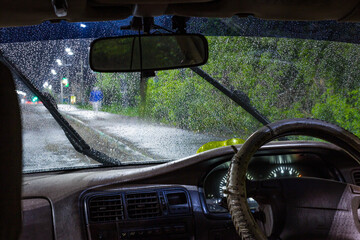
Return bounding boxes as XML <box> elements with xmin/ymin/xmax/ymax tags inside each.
<box><xmin>0</xmin><ymin>61</ymin><xmax>22</xmax><ymax>240</ymax></box>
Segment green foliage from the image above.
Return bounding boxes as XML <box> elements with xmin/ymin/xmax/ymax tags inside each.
<box><xmin>95</xmin><ymin>72</ymin><xmax>140</xmax><ymax>107</ymax></box>
<box><xmin>94</xmin><ymin>36</ymin><xmax>360</xmax><ymax>140</ymax></box>
<box><xmin>312</xmin><ymin>89</ymin><xmax>360</xmax><ymax>136</ymax></box>
<box><xmin>77</xmin><ymin>104</ymin><xmax>92</xmax><ymax>110</ymax></box>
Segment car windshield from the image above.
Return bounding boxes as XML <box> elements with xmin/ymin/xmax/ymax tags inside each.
<box><xmin>1</xmin><ymin>17</ymin><xmax>359</xmax><ymax>172</ymax></box>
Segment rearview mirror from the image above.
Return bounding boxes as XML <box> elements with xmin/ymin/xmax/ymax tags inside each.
<box><xmin>90</xmin><ymin>34</ymin><xmax>208</xmax><ymax>72</ymax></box>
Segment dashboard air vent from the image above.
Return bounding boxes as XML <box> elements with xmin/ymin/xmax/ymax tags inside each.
<box><xmin>125</xmin><ymin>192</ymin><xmax>162</xmax><ymax>219</ymax></box>
<box><xmin>354</xmin><ymin>171</ymin><xmax>360</xmax><ymax>186</ymax></box>
<box><xmin>88</xmin><ymin>194</ymin><xmax>123</xmax><ymax>223</ymax></box>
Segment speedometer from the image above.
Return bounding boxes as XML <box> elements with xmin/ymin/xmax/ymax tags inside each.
<box><xmin>268</xmin><ymin>166</ymin><xmax>301</xmax><ymax>179</ymax></box>
<box><xmin>219</xmin><ymin>175</ymin><xmax>228</xmax><ymax>197</ymax></box>
<box><xmin>218</xmin><ymin>173</ymin><xmax>254</xmax><ymax>197</ymax></box>
<box><xmin>217</xmin><ymin>174</ymin><xmax>259</xmax><ymax>212</ymax></box>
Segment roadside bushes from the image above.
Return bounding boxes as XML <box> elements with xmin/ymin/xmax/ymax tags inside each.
<box><xmin>94</xmin><ymin>36</ymin><xmax>360</xmax><ymax>139</ymax></box>
<box><xmin>312</xmin><ymin>89</ymin><xmax>360</xmax><ymax>137</ymax></box>
<box><xmin>144</xmin><ymin>36</ymin><xmax>360</xmax><ymax>138</ymax></box>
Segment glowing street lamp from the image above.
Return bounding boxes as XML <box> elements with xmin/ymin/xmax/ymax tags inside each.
<box><xmin>56</xmin><ymin>59</ymin><xmax>63</xmax><ymax>66</ymax></box>
<box><xmin>80</xmin><ymin>24</ymin><xmax>86</xmax><ymax>28</ymax></box>
<box><xmin>65</xmin><ymin>47</ymin><xmax>74</xmax><ymax>55</ymax></box>
<box><xmin>51</xmin><ymin>69</ymin><xmax>57</xmax><ymax>75</ymax></box>
<box><xmin>16</xmin><ymin>90</ymin><xmax>26</xmax><ymax>96</ymax></box>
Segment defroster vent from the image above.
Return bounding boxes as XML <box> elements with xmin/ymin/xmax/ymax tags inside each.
<box><xmin>353</xmin><ymin>170</ymin><xmax>360</xmax><ymax>186</ymax></box>
<box><xmin>88</xmin><ymin>194</ymin><xmax>124</xmax><ymax>223</ymax></box>
<box><xmin>125</xmin><ymin>192</ymin><xmax>162</xmax><ymax>219</ymax></box>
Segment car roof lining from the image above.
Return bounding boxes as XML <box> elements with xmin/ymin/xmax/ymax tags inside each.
<box><xmin>1</xmin><ymin>0</ymin><xmax>360</xmax><ymax>27</ymax></box>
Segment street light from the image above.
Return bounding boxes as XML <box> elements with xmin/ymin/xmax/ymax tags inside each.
<box><xmin>43</xmin><ymin>81</ymin><xmax>53</xmax><ymax>94</ymax></box>
<box><xmin>56</xmin><ymin>59</ymin><xmax>63</xmax><ymax>66</ymax></box>
<box><xmin>56</xmin><ymin>54</ymin><xmax>73</xmax><ymax>104</ymax></box>
<box><xmin>65</xmin><ymin>47</ymin><xmax>74</xmax><ymax>55</ymax></box>
<box><xmin>16</xmin><ymin>90</ymin><xmax>26</xmax><ymax>96</ymax></box>
<box><xmin>80</xmin><ymin>24</ymin><xmax>86</xmax><ymax>28</ymax></box>
<box><xmin>51</xmin><ymin>69</ymin><xmax>57</xmax><ymax>75</ymax></box>
<box><xmin>16</xmin><ymin>90</ymin><xmax>26</xmax><ymax>104</ymax></box>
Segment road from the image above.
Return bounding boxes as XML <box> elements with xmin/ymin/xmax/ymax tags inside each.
<box><xmin>21</xmin><ymin>104</ymin><xmax>225</xmax><ymax>171</ymax></box>
<box><xmin>59</xmin><ymin>105</ymin><xmax>224</xmax><ymax>160</ymax></box>
<box><xmin>21</xmin><ymin>104</ymin><xmax>99</xmax><ymax>172</ymax></box>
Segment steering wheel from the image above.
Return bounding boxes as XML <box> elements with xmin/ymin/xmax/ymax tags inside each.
<box><xmin>226</xmin><ymin>118</ymin><xmax>360</xmax><ymax>240</ymax></box>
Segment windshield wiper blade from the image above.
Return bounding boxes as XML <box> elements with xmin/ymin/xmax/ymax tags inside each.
<box><xmin>191</xmin><ymin>67</ymin><xmax>270</xmax><ymax>126</ymax></box>
<box><xmin>0</xmin><ymin>51</ymin><xmax>121</xmax><ymax>166</ymax></box>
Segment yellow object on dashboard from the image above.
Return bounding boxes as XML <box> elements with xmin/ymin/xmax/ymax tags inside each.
<box><xmin>196</xmin><ymin>138</ymin><xmax>245</xmax><ymax>154</ymax></box>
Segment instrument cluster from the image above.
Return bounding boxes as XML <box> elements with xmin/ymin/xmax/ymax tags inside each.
<box><xmin>203</xmin><ymin>153</ymin><xmax>337</xmax><ymax>213</ymax></box>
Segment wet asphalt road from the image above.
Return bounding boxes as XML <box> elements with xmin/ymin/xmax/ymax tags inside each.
<box><xmin>59</xmin><ymin>105</ymin><xmax>224</xmax><ymax>160</ymax></box>
<box><xmin>21</xmin><ymin>104</ymin><xmax>99</xmax><ymax>172</ymax></box>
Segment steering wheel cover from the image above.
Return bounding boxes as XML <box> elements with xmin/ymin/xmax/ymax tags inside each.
<box><xmin>226</xmin><ymin>118</ymin><xmax>360</xmax><ymax>240</ymax></box>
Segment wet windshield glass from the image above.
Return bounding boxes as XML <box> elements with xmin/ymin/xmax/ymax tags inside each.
<box><xmin>1</xmin><ymin>17</ymin><xmax>359</xmax><ymax>172</ymax></box>
<box><xmin>17</xmin><ymin>83</ymin><xmax>100</xmax><ymax>172</ymax></box>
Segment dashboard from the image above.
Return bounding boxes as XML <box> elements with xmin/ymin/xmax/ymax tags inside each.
<box><xmin>20</xmin><ymin>141</ymin><xmax>360</xmax><ymax>240</ymax></box>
